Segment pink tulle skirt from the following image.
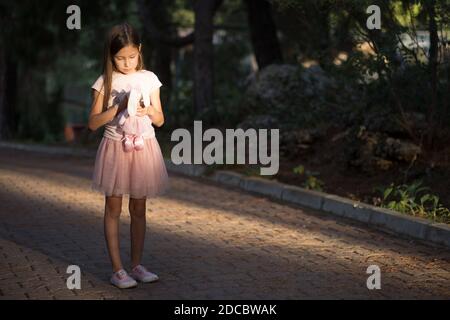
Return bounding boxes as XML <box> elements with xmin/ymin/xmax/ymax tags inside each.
<box><xmin>91</xmin><ymin>136</ymin><xmax>169</xmax><ymax>199</ymax></box>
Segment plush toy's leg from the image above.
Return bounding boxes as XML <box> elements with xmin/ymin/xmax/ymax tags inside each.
<box><xmin>133</xmin><ymin>135</ymin><xmax>144</xmax><ymax>151</ymax></box>
<box><xmin>130</xmin><ymin>118</ymin><xmax>143</xmax><ymax>151</ymax></box>
<box><xmin>121</xmin><ymin>132</ymin><xmax>135</xmax><ymax>152</ymax></box>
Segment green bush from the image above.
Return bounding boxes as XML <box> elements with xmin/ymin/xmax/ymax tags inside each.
<box><xmin>293</xmin><ymin>164</ymin><xmax>324</xmax><ymax>191</ymax></box>
<box><xmin>375</xmin><ymin>180</ymin><xmax>450</xmax><ymax>223</ymax></box>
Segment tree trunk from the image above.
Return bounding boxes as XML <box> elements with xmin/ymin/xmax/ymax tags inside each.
<box><xmin>154</xmin><ymin>43</ymin><xmax>173</xmax><ymax>103</ymax></box>
<box><xmin>315</xmin><ymin>3</ymin><xmax>331</xmax><ymax>66</ymax></box>
<box><xmin>193</xmin><ymin>0</ymin><xmax>216</xmax><ymax>116</ymax></box>
<box><xmin>0</xmin><ymin>47</ymin><xmax>18</xmax><ymax>140</ymax></box>
<box><xmin>426</xmin><ymin>0</ymin><xmax>438</xmax><ymax>148</ymax></box>
<box><xmin>137</xmin><ymin>0</ymin><xmax>195</xmax><ymax>48</ymax></box>
<box><xmin>0</xmin><ymin>46</ymin><xmax>6</xmax><ymax>139</ymax></box>
<box><xmin>244</xmin><ymin>0</ymin><xmax>283</xmax><ymax>70</ymax></box>
<box><xmin>139</xmin><ymin>0</ymin><xmax>223</xmax><ymax>118</ymax></box>
<box><xmin>137</xmin><ymin>0</ymin><xmax>174</xmax><ymax>106</ymax></box>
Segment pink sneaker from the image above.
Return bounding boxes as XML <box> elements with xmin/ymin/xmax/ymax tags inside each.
<box><xmin>110</xmin><ymin>269</ymin><xmax>138</xmax><ymax>289</ymax></box>
<box><xmin>121</xmin><ymin>134</ymin><xmax>135</xmax><ymax>152</ymax></box>
<box><xmin>130</xmin><ymin>265</ymin><xmax>159</xmax><ymax>283</ymax></box>
<box><xmin>133</xmin><ymin>135</ymin><xmax>144</xmax><ymax>151</ymax></box>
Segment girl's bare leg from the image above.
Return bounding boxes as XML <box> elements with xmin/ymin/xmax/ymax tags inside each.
<box><xmin>129</xmin><ymin>197</ymin><xmax>147</xmax><ymax>268</ymax></box>
<box><xmin>104</xmin><ymin>195</ymin><xmax>124</xmax><ymax>272</ymax></box>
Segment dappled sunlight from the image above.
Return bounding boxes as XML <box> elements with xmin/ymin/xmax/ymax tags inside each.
<box><xmin>1</xmin><ymin>153</ymin><xmax>449</xmax><ymax>299</ymax></box>
<box><xmin>1</xmin><ymin>165</ymin><xmax>448</xmax><ymax>280</ymax></box>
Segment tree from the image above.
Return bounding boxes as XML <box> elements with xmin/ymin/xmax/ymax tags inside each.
<box><xmin>244</xmin><ymin>0</ymin><xmax>283</xmax><ymax>69</ymax></box>
<box><xmin>137</xmin><ymin>0</ymin><xmax>177</xmax><ymax>106</ymax></box>
<box><xmin>193</xmin><ymin>0</ymin><xmax>221</xmax><ymax>116</ymax></box>
<box><xmin>0</xmin><ymin>0</ymin><xmax>133</xmax><ymax>141</ymax></box>
<box><xmin>424</xmin><ymin>0</ymin><xmax>438</xmax><ymax>147</ymax></box>
<box><xmin>138</xmin><ymin>0</ymin><xmax>223</xmax><ymax>117</ymax></box>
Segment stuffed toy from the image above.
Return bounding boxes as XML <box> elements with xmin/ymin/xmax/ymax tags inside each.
<box><xmin>117</xmin><ymin>84</ymin><xmax>152</xmax><ymax>152</ymax></box>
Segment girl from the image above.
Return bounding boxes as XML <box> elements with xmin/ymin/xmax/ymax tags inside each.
<box><xmin>88</xmin><ymin>23</ymin><xmax>169</xmax><ymax>289</ymax></box>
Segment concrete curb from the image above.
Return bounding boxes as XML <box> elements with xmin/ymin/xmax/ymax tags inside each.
<box><xmin>166</xmin><ymin>162</ymin><xmax>450</xmax><ymax>248</ymax></box>
<box><xmin>0</xmin><ymin>141</ymin><xmax>97</xmax><ymax>158</ymax></box>
<box><xmin>1</xmin><ymin>140</ymin><xmax>449</xmax><ymax>248</ymax></box>
<box><xmin>165</xmin><ymin>161</ymin><xmax>207</xmax><ymax>177</ymax></box>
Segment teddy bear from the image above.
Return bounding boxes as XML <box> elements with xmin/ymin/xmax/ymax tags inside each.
<box><xmin>117</xmin><ymin>84</ymin><xmax>152</xmax><ymax>152</ymax></box>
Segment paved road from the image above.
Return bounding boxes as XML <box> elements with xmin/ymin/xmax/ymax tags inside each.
<box><xmin>0</xmin><ymin>146</ymin><xmax>449</xmax><ymax>299</ymax></box>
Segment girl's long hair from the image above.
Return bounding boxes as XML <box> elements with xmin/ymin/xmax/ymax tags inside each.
<box><xmin>100</xmin><ymin>23</ymin><xmax>145</xmax><ymax>111</ymax></box>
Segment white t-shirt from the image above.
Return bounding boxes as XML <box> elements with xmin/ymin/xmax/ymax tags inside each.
<box><xmin>91</xmin><ymin>69</ymin><xmax>163</xmax><ymax>141</ymax></box>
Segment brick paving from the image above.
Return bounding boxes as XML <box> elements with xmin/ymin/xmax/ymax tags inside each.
<box><xmin>0</xmin><ymin>146</ymin><xmax>449</xmax><ymax>300</ymax></box>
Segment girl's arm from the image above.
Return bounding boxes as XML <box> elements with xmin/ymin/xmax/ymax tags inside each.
<box><xmin>88</xmin><ymin>90</ymin><xmax>127</xmax><ymax>131</ymax></box>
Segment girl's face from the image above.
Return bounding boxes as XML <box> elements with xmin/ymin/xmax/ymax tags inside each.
<box><xmin>113</xmin><ymin>45</ymin><xmax>140</xmax><ymax>74</ymax></box>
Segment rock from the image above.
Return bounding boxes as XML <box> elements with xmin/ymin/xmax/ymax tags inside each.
<box><xmin>384</xmin><ymin>137</ymin><xmax>421</xmax><ymax>162</ymax></box>
<box><xmin>375</xmin><ymin>158</ymin><xmax>394</xmax><ymax>170</ymax></box>
<box><xmin>347</xmin><ymin>126</ymin><xmax>422</xmax><ymax>173</ymax></box>
<box><xmin>347</xmin><ymin>126</ymin><xmax>393</xmax><ymax>173</ymax></box>
<box><xmin>363</xmin><ymin>110</ymin><xmax>404</xmax><ymax>136</ymax></box>
<box><xmin>362</xmin><ymin>110</ymin><xmax>427</xmax><ymax>138</ymax></box>
<box><xmin>279</xmin><ymin>128</ymin><xmax>320</xmax><ymax>158</ymax></box>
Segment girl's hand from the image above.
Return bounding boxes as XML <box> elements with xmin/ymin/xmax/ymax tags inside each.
<box><xmin>136</xmin><ymin>100</ymin><xmax>156</xmax><ymax>117</ymax></box>
<box><xmin>136</xmin><ymin>105</ymin><xmax>154</xmax><ymax>117</ymax></box>
<box><xmin>116</xmin><ymin>95</ymin><xmax>128</xmax><ymax>114</ymax></box>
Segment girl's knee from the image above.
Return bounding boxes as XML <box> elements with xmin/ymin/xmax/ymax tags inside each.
<box><xmin>129</xmin><ymin>198</ymin><xmax>146</xmax><ymax>218</ymax></box>
<box><xmin>129</xmin><ymin>206</ymin><xmax>146</xmax><ymax>218</ymax></box>
<box><xmin>130</xmin><ymin>210</ymin><xmax>146</xmax><ymax>219</ymax></box>
<box><xmin>105</xmin><ymin>196</ymin><xmax>123</xmax><ymax>218</ymax></box>
<box><xmin>105</xmin><ymin>207</ymin><xmax>122</xmax><ymax>219</ymax></box>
